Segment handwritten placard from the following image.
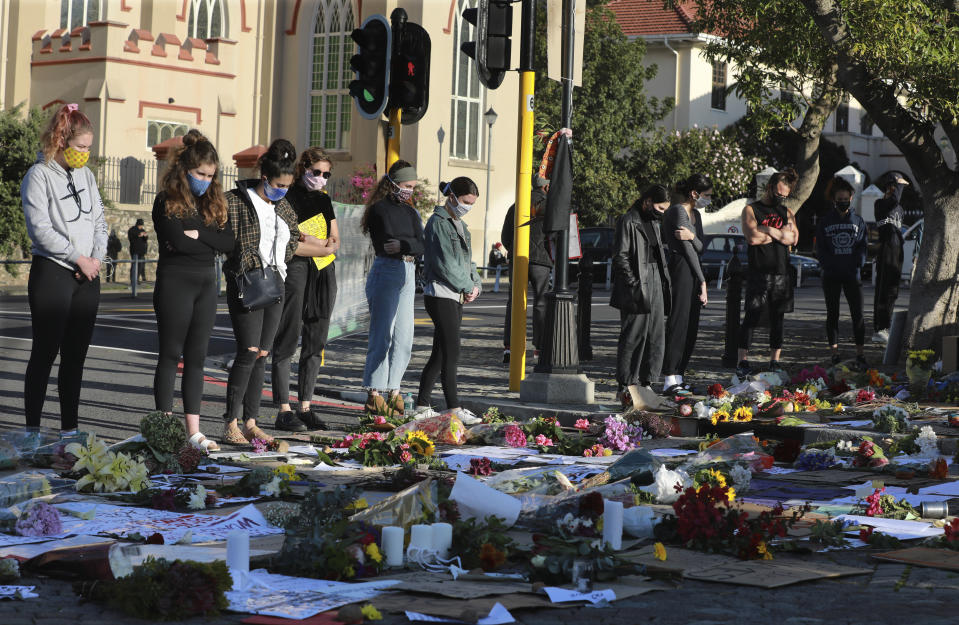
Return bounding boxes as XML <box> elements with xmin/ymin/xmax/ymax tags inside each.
<box><xmin>298</xmin><ymin>212</ymin><xmax>335</xmax><ymax>270</ymax></box>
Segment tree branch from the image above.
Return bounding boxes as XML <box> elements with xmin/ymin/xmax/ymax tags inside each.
<box><xmin>799</xmin><ymin>0</ymin><xmax>948</xmax><ymax>179</ymax></box>
<box><xmin>787</xmin><ymin>64</ymin><xmax>842</xmax><ymax>210</ymax></box>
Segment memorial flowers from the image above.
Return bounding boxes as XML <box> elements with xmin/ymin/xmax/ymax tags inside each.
<box><xmin>852</xmin><ymin>438</ymin><xmax>890</xmax><ymax>468</ymax></box>
<box><xmin>66</xmin><ymin>434</ymin><xmax>152</xmax><ymax>494</ymax></box>
<box><xmin>598</xmin><ymin>416</ymin><xmax>642</xmax><ymax>452</ymax></box>
<box><xmin>15</xmin><ymin>501</ymin><xmax>62</xmax><ymax>536</ymax></box>
<box><xmin>872</xmin><ymin>405</ymin><xmax>910</xmax><ymax>433</ymax></box>
<box><xmin>503</xmin><ymin>424</ymin><xmax>528</xmax><ymax>448</ymax></box>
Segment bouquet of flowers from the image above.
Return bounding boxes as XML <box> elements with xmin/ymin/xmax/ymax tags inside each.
<box><xmin>147</xmin><ymin>484</ymin><xmax>217</xmax><ymax>511</ymax></box>
<box><xmin>597</xmin><ymin>416</ymin><xmax>643</xmax><ymax>452</ymax></box>
<box><xmin>451</xmin><ymin>513</ymin><xmax>514</xmax><ymax>571</ymax></box>
<box><xmin>851</xmin><ymin>437</ymin><xmax>890</xmax><ymax>468</ymax></box>
<box><xmin>66</xmin><ymin>434</ymin><xmax>152</xmax><ymax>493</ymax></box>
<box><xmin>15</xmin><ymin>501</ymin><xmax>62</xmax><ymax>537</ymax></box>
<box><xmin>794</xmin><ymin>448</ymin><xmax>843</xmax><ymax>471</ymax></box>
<box><xmin>906</xmin><ymin>349</ymin><xmax>936</xmax><ymax>389</ymax></box>
<box><xmin>872</xmin><ymin>405</ymin><xmax>910</xmax><ymax>433</ymax></box>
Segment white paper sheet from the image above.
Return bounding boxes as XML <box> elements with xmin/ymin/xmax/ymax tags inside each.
<box><xmin>648</xmin><ymin>448</ymin><xmax>697</xmax><ymax>457</ymax></box>
<box><xmin>918</xmin><ymin>480</ymin><xmax>959</xmax><ymax>496</ymax></box>
<box><xmin>441</xmin><ymin>446</ymin><xmax>538</xmax><ymax>460</ymax></box>
<box><xmin>834</xmin><ymin>515</ymin><xmax>945</xmax><ymax>539</ymax></box>
<box><xmin>761</xmin><ymin>467</ymin><xmax>801</xmax><ymax>475</ymax></box>
<box><xmin>0</xmin><ymin>534</ymin><xmax>114</xmax><ymax>559</ymax></box>
<box><xmin>449</xmin><ymin>472</ymin><xmax>521</xmax><ymax>527</ymax></box>
<box><xmin>406</xmin><ymin>602</ymin><xmax>514</xmax><ymax>624</ymax></box>
<box><xmin>543</xmin><ymin>587</ymin><xmax>616</xmax><ymax>604</ymax></box>
<box><xmin>0</xmin><ymin>585</ymin><xmax>38</xmax><ymax>599</ymax></box>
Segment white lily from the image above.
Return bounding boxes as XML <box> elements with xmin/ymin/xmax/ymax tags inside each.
<box><xmin>187</xmin><ymin>485</ymin><xmax>208</xmax><ymax>510</ymax></box>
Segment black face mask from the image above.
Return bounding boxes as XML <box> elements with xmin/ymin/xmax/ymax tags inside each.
<box><xmin>835</xmin><ymin>200</ymin><xmax>851</xmax><ymax>213</ymax></box>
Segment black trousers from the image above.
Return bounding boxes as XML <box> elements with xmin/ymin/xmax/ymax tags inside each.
<box><xmin>822</xmin><ymin>276</ymin><xmax>865</xmax><ymax>346</ymax></box>
<box><xmin>130</xmin><ymin>253</ymin><xmax>147</xmax><ymax>283</ymax></box>
<box><xmin>874</xmin><ymin>239</ymin><xmax>903</xmax><ymax>331</ymax></box>
<box><xmin>616</xmin><ymin>279</ymin><xmax>664</xmax><ymax>388</ymax></box>
<box><xmin>153</xmin><ymin>264</ymin><xmax>218</xmax><ymax>415</ymax></box>
<box><xmin>272</xmin><ymin>259</ymin><xmax>336</xmax><ymax>406</ymax></box>
<box><xmin>225</xmin><ymin>278</ymin><xmax>283</xmax><ymax>422</ymax></box>
<box><xmin>416</xmin><ymin>295</ymin><xmax>463</xmax><ymax>409</ymax></box>
<box><xmin>739</xmin><ymin>272</ymin><xmax>790</xmax><ymax>351</ymax></box>
<box><xmin>662</xmin><ymin>259</ymin><xmax>701</xmax><ymax>376</ymax></box>
<box><xmin>503</xmin><ymin>262</ymin><xmax>550</xmax><ymax>350</ymax></box>
<box><xmin>24</xmin><ymin>255</ymin><xmax>100</xmax><ymax>430</ymax></box>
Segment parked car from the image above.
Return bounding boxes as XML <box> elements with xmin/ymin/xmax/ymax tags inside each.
<box><xmin>569</xmin><ymin>226</ymin><xmax>614</xmax><ymax>284</ymax></box>
<box><xmin>700</xmin><ymin>233</ymin><xmax>820</xmax><ymax>283</ymax></box>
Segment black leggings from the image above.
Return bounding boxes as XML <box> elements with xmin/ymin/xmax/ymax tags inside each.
<box><xmin>663</xmin><ymin>259</ymin><xmax>701</xmax><ymax>376</ymax></box>
<box><xmin>503</xmin><ymin>263</ymin><xmax>551</xmax><ymax>350</ymax></box>
<box><xmin>739</xmin><ymin>273</ymin><xmax>790</xmax><ymax>351</ymax></box>
<box><xmin>272</xmin><ymin>259</ymin><xmax>336</xmax><ymax>406</ymax></box>
<box><xmin>874</xmin><ymin>239</ymin><xmax>903</xmax><ymax>331</ymax></box>
<box><xmin>24</xmin><ymin>255</ymin><xmax>100</xmax><ymax>430</ymax></box>
<box><xmin>822</xmin><ymin>276</ymin><xmax>865</xmax><ymax>346</ymax></box>
<box><xmin>225</xmin><ymin>278</ymin><xmax>283</xmax><ymax>422</ymax></box>
<box><xmin>416</xmin><ymin>295</ymin><xmax>463</xmax><ymax>409</ymax></box>
<box><xmin>153</xmin><ymin>265</ymin><xmax>218</xmax><ymax>415</ymax></box>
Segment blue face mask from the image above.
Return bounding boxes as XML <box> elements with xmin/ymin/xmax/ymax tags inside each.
<box><xmin>263</xmin><ymin>180</ymin><xmax>288</xmax><ymax>202</ymax></box>
<box><xmin>188</xmin><ymin>173</ymin><xmax>212</xmax><ymax>197</ymax></box>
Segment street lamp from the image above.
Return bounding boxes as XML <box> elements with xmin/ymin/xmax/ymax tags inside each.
<box><xmin>482</xmin><ymin>107</ymin><xmax>498</xmax><ymax>277</ymax></box>
<box><xmin>436</xmin><ymin>126</ymin><xmax>446</xmax><ymax>203</ymax></box>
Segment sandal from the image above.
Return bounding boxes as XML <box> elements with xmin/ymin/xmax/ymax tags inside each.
<box><xmin>222</xmin><ymin>422</ymin><xmax>248</xmax><ymax>445</ymax></box>
<box><xmin>389</xmin><ymin>393</ymin><xmax>405</xmax><ymax>416</ymax></box>
<box><xmin>243</xmin><ymin>424</ymin><xmax>274</xmax><ymax>443</ymax></box>
<box><xmin>189</xmin><ymin>432</ymin><xmax>220</xmax><ymax>453</ymax></box>
<box><xmin>365</xmin><ymin>393</ymin><xmax>389</xmax><ymax>416</ymax></box>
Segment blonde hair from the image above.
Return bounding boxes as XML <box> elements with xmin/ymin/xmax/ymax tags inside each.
<box><xmin>40</xmin><ymin>103</ymin><xmax>94</xmax><ymax>163</ymax></box>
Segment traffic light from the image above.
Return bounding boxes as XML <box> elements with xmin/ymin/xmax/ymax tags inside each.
<box><xmin>461</xmin><ymin>0</ymin><xmax>513</xmax><ymax>89</ymax></box>
<box><xmin>388</xmin><ymin>21</ymin><xmax>431</xmax><ymax>125</ymax></box>
<box><xmin>349</xmin><ymin>15</ymin><xmax>391</xmax><ymax>120</ymax></box>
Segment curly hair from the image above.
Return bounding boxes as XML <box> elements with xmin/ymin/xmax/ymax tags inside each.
<box><xmin>40</xmin><ymin>103</ymin><xmax>94</xmax><ymax>163</ymax></box>
<box><xmin>159</xmin><ymin>129</ymin><xmax>228</xmax><ymax>228</ymax></box>
<box><xmin>294</xmin><ymin>146</ymin><xmax>333</xmax><ymax>180</ymax></box>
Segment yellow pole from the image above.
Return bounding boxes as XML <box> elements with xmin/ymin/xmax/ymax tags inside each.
<box><xmin>386</xmin><ymin>108</ymin><xmax>402</xmax><ymax>169</ymax></box>
<box><xmin>509</xmin><ymin>70</ymin><xmax>535</xmax><ymax>391</ymax></box>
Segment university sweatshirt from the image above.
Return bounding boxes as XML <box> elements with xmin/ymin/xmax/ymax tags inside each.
<box><xmin>21</xmin><ymin>157</ymin><xmax>108</xmax><ymax>270</ymax></box>
<box><xmin>816</xmin><ymin>208</ymin><xmax>867</xmax><ymax>281</ymax></box>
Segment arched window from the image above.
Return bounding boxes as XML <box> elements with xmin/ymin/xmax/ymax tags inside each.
<box><xmin>309</xmin><ymin>0</ymin><xmax>354</xmax><ymax>150</ymax></box>
<box><xmin>187</xmin><ymin>0</ymin><xmax>226</xmax><ymax>39</ymax></box>
<box><xmin>450</xmin><ymin>0</ymin><xmax>485</xmax><ymax>161</ymax></box>
<box><xmin>60</xmin><ymin>0</ymin><xmax>101</xmax><ymax>30</ymax></box>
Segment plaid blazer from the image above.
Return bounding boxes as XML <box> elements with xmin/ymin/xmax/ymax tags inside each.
<box><xmin>223</xmin><ymin>179</ymin><xmax>300</xmax><ymax>277</ymax></box>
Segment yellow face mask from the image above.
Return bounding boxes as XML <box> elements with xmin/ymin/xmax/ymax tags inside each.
<box><xmin>62</xmin><ymin>145</ymin><xmax>90</xmax><ymax>169</ymax></box>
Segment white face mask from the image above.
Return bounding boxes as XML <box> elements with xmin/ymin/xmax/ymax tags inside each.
<box><xmin>451</xmin><ymin>198</ymin><xmax>472</xmax><ymax>218</ymax></box>
<box><xmin>695</xmin><ymin>196</ymin><xmax>711</xmax><ymax>209</ymax></box>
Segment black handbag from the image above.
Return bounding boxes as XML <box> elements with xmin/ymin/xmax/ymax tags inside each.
<box><xmin>235</xmin><ymin>210</ymin><xmax>284</xmax><ymax>311</ymax></box>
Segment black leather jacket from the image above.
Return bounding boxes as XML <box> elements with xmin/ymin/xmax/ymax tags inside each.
<box><xmin>610</xmin><ymin>207</ymin><xmax>671</xmax><ymax>315</ymax></box>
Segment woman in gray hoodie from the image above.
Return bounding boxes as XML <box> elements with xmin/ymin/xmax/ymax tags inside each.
<box><xmin>20</xmin><ymin>103</ymin><xmax>107</xmax><ymax>439</ymax></box>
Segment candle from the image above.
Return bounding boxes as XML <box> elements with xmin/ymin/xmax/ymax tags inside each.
<box><xmin>382</xmin><ymin>526</ymin><xmax>404</xmax><ymax>567</ymax></box>
<box><xmin>432</xmin><ymin>522</ymin><xmax>453</xmax><ymax>558</ymax></box>
<box><xmin>409</xmin><ymin>524</ymin><xmax>432</xmax><ymax>550</ymax></box>
<box><xmin>226</xmin><ymin>529</ymin><xmax>249</xmax><ymax>574</ymax></box>
<box><xmin>603</xmin><ymin>500</ymin><xmax>623</xmax><ymax>551</ymax></box>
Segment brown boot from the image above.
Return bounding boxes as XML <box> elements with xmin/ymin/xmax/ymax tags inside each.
<box><xmin>365</xmin><ymin>393</ymin><xmax>389</xmax><ymax>416</ymax></box>
<box><xmin>388</xmin><ymin>393</ymin><xmax>405</xmax><ymax>417</ymax></box>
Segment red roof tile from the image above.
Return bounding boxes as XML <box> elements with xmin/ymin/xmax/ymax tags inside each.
<box><xmin>607</xmin><ymin>0</ymin><xmax>699</xmax><ymax>37</ymax></box>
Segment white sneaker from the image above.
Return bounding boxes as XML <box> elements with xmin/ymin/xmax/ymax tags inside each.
<box><xmin>871</xmin><ymin>329</ymin><xmax>890</xmax><ymax>344</ymax></box>
<box><xmin>410</xmin><ymin>406</ymin><xmax>438</xmax><ymax>420</ymax></box>
<box><xmin>453</xmin><ymin>408</ymin><xmax>482</xmax><ymax>425</ymax></box>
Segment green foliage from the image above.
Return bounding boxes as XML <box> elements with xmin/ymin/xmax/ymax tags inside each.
<box><xmin>533</xmin><ymin>2</ymin><xmax>672</xmax><ymax>226</ymax></box>
<box><xmin>451</xmin><ymin>515</ymin><xmax>514</xmax><ymax>571</ymax></box>
<box><xmin>809</xmin><ymin>520</ymin><xmax>850</xmax><ymax>547</ymax></box>
<box><xmin>76</xmin><ymin>557</ymin><xmax>232</xmax><ymax>620</ymax></box>
<box><xmin>139</xmin><ymin>411</ymin><xmax>187</xmax><ymax>455</ymax></box>
<box><xmin>0</xmin><ymin>105</ymin><xmax>49</xmax><ymax>272</ymax></box>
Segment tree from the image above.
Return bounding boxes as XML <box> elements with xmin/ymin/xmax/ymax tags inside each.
<box><xmin>533</xmin><ymin>1</ymin><xmax>672</xmax><ymax>226</ymax></box>
<box><xmin>0</xmin><ymin>104</ymin><xmax>48</xmax><ymax>273</ymax></box>
<box><xmin>684</xmin><ymin>0</ymin><xmax>959</xmax><ymax>350</ymax></box>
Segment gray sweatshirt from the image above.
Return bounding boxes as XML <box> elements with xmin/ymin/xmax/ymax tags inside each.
<box><xmin>21</xmin><ymin>158</ymin><xmax>107</xmax><ymax>270</ymax></box>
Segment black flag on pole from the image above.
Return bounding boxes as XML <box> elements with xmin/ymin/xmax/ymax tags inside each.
<box><xmin>544</xmin><ymin>134</ymin><xmax>572</xmax><ymax>233</ymax></box>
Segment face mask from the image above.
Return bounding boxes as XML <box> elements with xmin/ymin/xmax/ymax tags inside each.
<box><xmin>451</xmin><ymin>198</ymin><xmax>472</xmax><ymax>218</ymax></box>
<box><xmin>835</xmin><ymin>200</ymin><xmax>851</xmax><ymax>213</ymax></box>
<box><xmin>393</xmin><ymin>186</ymin><xmax>414</xmax><ymax>203</ymax></box>
<box><xmin>303</xmin><ymin>171</ymin><xmax>328</xmax><ymax>192</ymax></box>
<box><xmin>695</xmin><ymin>196</ymin><xmax>711</xmax><ymax>209</ymax></box>
<box><xmin>263</xmin><ymin>180</ymin><xmax>288</xmax><ymax>202</ymax></box>
<box><xmin>774</xmin><ymin>192</ymin><xmax>788</xmax><ymax>203</ymax></box>
<box><xmin>62</xmin><ymin>145</ymin><xmax>89</xmax><ymax>169</ymax></box>
<box><xmin>188</xmin><ymin>173</ymin><xmax>212</xmax><ymax>197</ymax></box>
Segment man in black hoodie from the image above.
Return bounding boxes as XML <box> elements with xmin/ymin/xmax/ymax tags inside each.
<box><xmin>500</xmin><ymin>175</ymin><xmax>553</xmax><ymax>363</ymax></box>
<box><xmin>871</xmin><ymin>174</ymin><xmax>909</xmax><ymax>344</ymax></box>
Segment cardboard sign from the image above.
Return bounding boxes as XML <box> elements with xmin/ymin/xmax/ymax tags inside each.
<box><xmin>298</xmin><ymin>212</ymin><xmax>335</xmax><ymax>270</ymax></box>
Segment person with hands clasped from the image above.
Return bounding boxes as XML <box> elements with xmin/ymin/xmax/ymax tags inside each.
<box><xmin>152</xmin><ymin>130</ymin><xmax>235</xmax><ymax>453</ymax></box>
<box><xmin>662</xmin><ymin>174</ymin><xmax>710</xmax><ymax>396</ymax></box>
<box><xmin>737</xmin><ymin>169</ymin><xmax>800</xmax><ymax>377</ymax></box>
<box><xmin>271</xmin><ymin>147</ymin><xmax>339</xmax><ymax>432</ymax></box>
<box><xmin>20</xmin><ymin>103</ymin><xmax>107</xmax><ymax>440</ymax></box>
<box><xmin>360</xmin><ymin>160</ymin><xmax>425</xmax><ymax>417</ymax></box>
<box><xmin>411</xmin><ymin>177</ymin><xmax>483</xmax><ymax>423</ymax></box>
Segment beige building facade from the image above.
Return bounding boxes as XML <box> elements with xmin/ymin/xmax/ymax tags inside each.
<box><xmin>1</xmin><ymin>0</ymin><xmax>523</xmax><ymax>267</ymax></box>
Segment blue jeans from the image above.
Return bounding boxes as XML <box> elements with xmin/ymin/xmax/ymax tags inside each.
<box><xmin>363</xmin><ymin>257</ymin><xmax>415</xmax><ymax>391</ymax></box>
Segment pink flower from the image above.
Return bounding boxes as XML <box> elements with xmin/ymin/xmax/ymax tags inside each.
<box><xmin>574</xmin><ymin>419</ymin><xmax>590</xmax><ymax>430</ymax></box>
<box><xmin>583</xmin><ymin>448</ymin><xmax>594</xmax><ymax>457</ymax></box>
<box><xmin>374</xmin><ymin>415</ymin><xmax>387</xmax><ymax>425</ymax></box>
<box><xmin>534</xmin><ymin>434</ymin><xmax>553</xmax><ymax>447</ymax></box>
<box><xmin>503</xmin><ymin>425</ymin><xmax>527</xmax><ymax>448</ymax></box>
<box><xmin>399</xmin><ymin>450</ymin><xmax>413</xmax><ymax>463</ymax></box>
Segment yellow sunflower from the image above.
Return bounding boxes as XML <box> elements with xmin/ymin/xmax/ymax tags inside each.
<box><xmin>711</xmin><ymin>409</ymin><xmax>730</xmax><ymax>425</ymax></box>
<box><xmin>405</xmin><ymin>430</ymin><xmax>435</xmax><ymax>457</ymax></box>
<box><xmin>733</xmin><ymin>406</ymin><xmax>753</xmax><ymax>422</ymax></box>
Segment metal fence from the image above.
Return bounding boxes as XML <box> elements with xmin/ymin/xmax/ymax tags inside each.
<box><xmin>95</xmin><ymin>157</ymin><xmax>239</xmax><ymax>205</ymax></box>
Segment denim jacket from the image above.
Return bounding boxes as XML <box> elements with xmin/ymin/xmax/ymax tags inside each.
<box><xmin>423</xmin><ymin>206</ymin><xmax>481</xmax><ymax>296</ymax></box>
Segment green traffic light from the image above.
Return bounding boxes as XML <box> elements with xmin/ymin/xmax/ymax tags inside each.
<box><xmin>363</xmin><ymin>89</ymin><xmax>374</xmax><ymax>103</ymax></box>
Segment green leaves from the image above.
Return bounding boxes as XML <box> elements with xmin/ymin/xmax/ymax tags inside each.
<box><xmin>0</xmin><ymin>104</ymin><xmax>48</xmax><ymax>270</ymax></box>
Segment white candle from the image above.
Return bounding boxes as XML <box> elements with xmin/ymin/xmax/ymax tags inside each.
<box><xmin>432</xmin><ymin>522</ymin><xmax>453</xmax><ymax>558</ymax></box>
<box><xmin>382</xmin><ymin>526</ymin><xmax>404</xmax><ymax>567</ymax></box>
<box><xmin>226</xmin><ymin>529</ymin><xmax>249</xmax><ymax>573</ymax></box>
<box><xmin>603</xmin><ymin>500</ymin><xmax>624</xmax><ymax>551</ymax></box>
<box><xmin>409</xmin><ymin>524</ymin><xmax>432</xmax><ymax>550</ymax></box>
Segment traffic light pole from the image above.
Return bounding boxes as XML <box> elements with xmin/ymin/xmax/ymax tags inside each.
<box><xmin>387</xmin><ymin>107</ymin><xmax>402</xmax><ymax>169</ymax></box>
<box><xmin>508</xmin><ymin>0</ymin><xmax>535</xmax><ymax>392</ymax></box>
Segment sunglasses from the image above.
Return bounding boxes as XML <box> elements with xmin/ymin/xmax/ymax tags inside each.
<box><xmin>308</xmin><ymin>169</ymin><xmax>332</xmax><ymax>179</ymax></box>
